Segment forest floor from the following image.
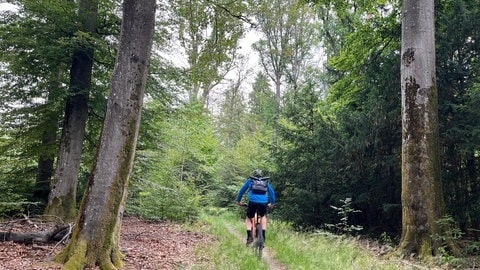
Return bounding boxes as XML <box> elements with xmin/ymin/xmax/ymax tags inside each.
<box><xmin>0</xmin><ymin>216</ymin><xmax>212</xmax><ymax>270</ymax></box>
<box><xmin>1</xmin><ymin>216</ymin><xmax>475</xmax><ymax>270</ymax></box>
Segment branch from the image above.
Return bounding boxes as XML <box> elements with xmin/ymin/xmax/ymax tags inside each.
<box><xmin>0</xmin><ymin>217</ymin><xmax>71</xmax><ymax>245</ymax></box>
<box><xmin>206</xmin><ymin>0</ymin><xmax>256</xmax><ymax>28</ymax></box>
<box><xmin>49</xmin><ymin>223</ymin><xmax>74</xmax><ymax>256</ymax></box>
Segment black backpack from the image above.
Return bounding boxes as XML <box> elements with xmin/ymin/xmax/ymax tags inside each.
<box><xmin>250</xmin><ymin>176</ymin><xmax>270</xmax><ymax>194</ymax></box>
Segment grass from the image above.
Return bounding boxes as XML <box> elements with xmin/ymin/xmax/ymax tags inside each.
<box><xmin>193</xmin><ymin>207</ymin><xmax>425</xmax><ymax>270</ymax></box>
<box><xmin>187</xmin><ymin>207</ymin><xmax>269</xmax><ymax>270</ymax></box>
<box><xmin>266</xmin><ymin>221</ymin><xmax>412</xmax><ymax>270</ymax></box>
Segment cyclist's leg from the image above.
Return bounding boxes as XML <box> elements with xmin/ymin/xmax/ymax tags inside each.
<box><xmin>245</xmin><ymin>216</ymin><xmax>252</xmax><ymax>228</ymax></box>
<box><xmin>245</xmin><ymin>202</ymin><xmax>257</xmax><ymax>243</ymax></box>
<box><xmin>261</xmin><ymin>215</ymin><xmax>267</xmax><ymax>229</ymax></box>
<box><xmin>245</xmin><ymin>216</ymin><xmax>253</xmax><ymax>232</ymax></box>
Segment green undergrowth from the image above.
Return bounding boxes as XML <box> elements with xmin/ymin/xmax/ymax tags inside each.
<box><xmin>197</xmin><ymin>207</ymin><xmax>421</xmax><ymax>270</ymax></box>
<box><xmin>266</xmin><ymin>222</ymin><xmax>411</xmax><ymax>270</ymax></box>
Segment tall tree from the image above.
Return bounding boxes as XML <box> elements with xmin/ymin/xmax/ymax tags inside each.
<box><xmin>435</xmin><ymin>0</ymin><xmax>480</xmax><ymax>232</ymax></box>
<box><xmin>55</xmin><ymin>0</ymin><xmax>155</xmax><ymax>268</ymax></box>
<box><xmin>44</xmin><ymin>0</ymin><xmax>99</xmax><ymax>221</ymax></box>
<box><xmin>0</xmin><ymin>1</ymin><xmax>76</xmax><ymax>207</ymax></box>
<box><xmin>216</xmin><ymin>59</ymin><xmax>250</xmax><ymax>148</ymax></box>
<box><xmin>317</xmin><ymin>0</ymin><xmax>403</xmax><ymax>235</ymax></box>
<box><xmin>275</xmin><ymin>76</ymin><xmax>328</xmax><ymax>227</ymax></box>
<box><xmin>249</xmin><ymin>72</ymin><xmax>276</xmax><ymax>128</ymax></box>
<box><xmin>251</xmin><ymin>0</ymin><xmax>318</xmax><ymax>142</ymax></box>
<box><xmin>0</xmin><ymin>0</ymin><xmax>119</xmax><ymax>215</ymax></box>
<box><xmin>171</xmin><ymin>0</ymin><xmax>244</xmax><ymax>108</ymax></box>
<box><xmin>33</xmin><ymin>104</ymin><xmax>60</xmax><ymax>203</ymax></box>
<box><xmin>398</xmin><ymin>0</ymin><xmax>456</xmax><ymax>258</ymax></box>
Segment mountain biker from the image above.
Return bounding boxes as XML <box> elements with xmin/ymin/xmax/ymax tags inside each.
<box><xmin>236</xmin><ymin>169</ymin><xmax>276</xmax><ymax>245</ymax></box>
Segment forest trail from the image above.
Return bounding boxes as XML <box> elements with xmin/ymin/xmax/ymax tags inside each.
<box><xmin>224</xmin><ymin>221</ymin><xmax>288</xmax><ymax>270</ymax></box>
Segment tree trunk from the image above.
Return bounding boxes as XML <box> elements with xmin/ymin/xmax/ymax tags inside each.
<box><xmin>44</xmin><ymin>0</ymin><xmax>98</xmax><ymax>222</ymax></box>
<box><xmin>34</xmin><ymin>72</ymin><xmax>63</xmax><ymax>204</ymax></box>
<box><xmin>33</xmin><ymin>129</ymin><xmax>56</xmax><ymax>203</ymax></box>
<box><xmin>397</xmin><ymin>0</ymin><xmax>458</xmax><ymax>259</ymax></box>
<box><xmin>55</xmin><ymin>0</ymin><xmax>155</xmax><ymax>269</ymax></box>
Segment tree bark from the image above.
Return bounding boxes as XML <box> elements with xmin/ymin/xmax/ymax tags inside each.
<box><xmin>34</xmin><ymin>127</ymin><xmax>57</xmax><ymax>203</ymax></box>
<box><xmin>55</xmin><ymin>0</ymin><xmax>156</xmax><ymax>269</ymax></box>
<box><xmin>397</xmin><ymin>0</ymin><xmax>458</xmax><ymax>259</ymax></box>
<box><xmin>44</xmin><ymin>0</ymin><xmax>98</xmax><ymax>221</ymax></box>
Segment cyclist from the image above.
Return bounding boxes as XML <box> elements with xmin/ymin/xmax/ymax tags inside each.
<box><xmin>236</xmin><ymin>169</ymin><xmax>276</xmax><ymax>245</ymax></box>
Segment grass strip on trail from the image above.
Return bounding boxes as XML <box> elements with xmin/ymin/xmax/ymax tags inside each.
<box><xmin>191</xmin><ymin>209</ymin><xmax>269</xmax><ymax>270</ymax></box>
<box><xmin>200</xmin><ymin>207</ymin><xmax>422</xmax><ymax>270</ymax></box>
<box><xmin>266</xmin><ymin>221</ymin><xmax>412</xmax><ymax>270</ymax></box>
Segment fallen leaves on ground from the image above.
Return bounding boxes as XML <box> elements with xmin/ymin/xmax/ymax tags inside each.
<box><xmin>0</xmin><ymin>216</ymin><xmax>212</xmax><ymax>270</ymax></box>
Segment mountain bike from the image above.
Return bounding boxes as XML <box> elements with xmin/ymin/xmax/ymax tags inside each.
<box><xmin>241</xmin><ymin>203</ymin><xmax>265</xmax><ymax>258</ymax></box>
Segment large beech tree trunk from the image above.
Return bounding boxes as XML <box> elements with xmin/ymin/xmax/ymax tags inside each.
<box><xmin>44</xmin><ymin>0</ymin><xmax>98</xmax><ymax>221</ymax></box>
<box><xmin>397</xmin><ymin>0</ymin><xmax>457</xmax><ymax>259</ymax></box>
<box><xmin>55</xmin><ymin>0</ymin><xmax>155</xmax><ymax>269</ymax></box>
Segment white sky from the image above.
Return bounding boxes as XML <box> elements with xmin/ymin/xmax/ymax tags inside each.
<box><xmin>0</xmin><ymin>3</ymin><xmax>19</xmax><ymax>13</ymax></box>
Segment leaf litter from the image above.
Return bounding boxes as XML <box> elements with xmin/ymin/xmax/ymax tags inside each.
<box><xmin>0</xmin><ymin>216</ymin><xmax>212</xmax><ymax>270</ymax></box>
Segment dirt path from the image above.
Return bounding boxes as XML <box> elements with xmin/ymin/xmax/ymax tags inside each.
<box><xmin>224</xmin><ymin>222</ymin><xmax>287</xmax><ymax>270</ymax></box>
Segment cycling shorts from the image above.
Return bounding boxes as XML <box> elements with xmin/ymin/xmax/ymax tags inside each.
<box><xmin>247</xmin><ymin>201</ymin><xmax>267</xmax><ymax>218</ymax></box>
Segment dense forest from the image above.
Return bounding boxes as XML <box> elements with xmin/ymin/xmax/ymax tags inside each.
<box><xmin>1</xmin><ymin>0</ymin><xmax>479</xmax><ymax>266</ymax></box>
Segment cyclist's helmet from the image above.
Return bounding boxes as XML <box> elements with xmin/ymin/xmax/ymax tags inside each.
<box><xmin>253</xmin><ymin>169</ymin><xmax>263</xmax><ymax>177</ymax></box>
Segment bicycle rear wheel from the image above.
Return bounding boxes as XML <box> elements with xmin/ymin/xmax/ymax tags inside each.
<box><xmin>255</xmin><ymin>222</ymin><xmax>264</xmax><ymax>258</ymax></box>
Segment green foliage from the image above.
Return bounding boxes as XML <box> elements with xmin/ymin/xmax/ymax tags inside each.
<box><xmin>213</xmin><ymin>130</ymin><xmax>275</xmax><ymax>207</ymax></box>
<box><xmin>0</xmin><ymin>185</ymin><xmax>27</xmax><ymax>217</ymax></box>
<box><xmin>212</xmin><ymin>69</ymin><xmax>277</xmax><ymax>208</ymax></box>
<box><xmin>128</xmin><ymin>102</ymin><xmax>218</xmax><ymax>220</ymax></box>
<box><xmin>127</xmin><ymin>165</ymin><xmax>201</xmax><ymax>221</ymax></box>
<box><xmin>326</xmin><ymin>198</ymin><xmax>363</xmax><ymax>234</ymax></box>
<box><xmin>432</xmin><ymin>215</ymin><xmax>464</xmax><ymax>253</ymax></box>
<box><xmin>0</xmin><ymin>131</ymin><xmax>41</xmax><ymax>215</ymax></box>
<box><xmin>0</xmin><ymin>133</ymin><xmax>44</xmax><ymax>216</ymax></box>
<box><xmin>269</xmin><ymin>0</ymin><xmax>404</xmax><ymax>237</ymax></box>
<box><xmin>466</xmin><ymin>240</ymin><xmax>480</xmax><ymax>256</ymax></box>
<box><xmin>0</xmin><ymin>0</ymin><xmax>120</xmax><ymax>215</ymax></box>
<box><xmin>326</xmin><ymin>4</ymin><xmax>400</xmax><ymax>109</ymax></box>
<box><xmin>249</xmin><ymin>72</ymin><xmax>276</xmax><ymax>127</ymax></box>
<box><xmin>435</xmin><ymin>0</ymin><xmax>480</xmax><ymax>231</ymax></box>
<box><xmin>170</xmin><ymin>0</ymin><xmax>245</xmax><ymax>103</ymax></box>
<box><xmin>275</xmin><ymin>79</ymin><xmax>343</xmax><ymax>228</ymax></box>
<box><xmin>266</xmin><ymin>219</ymin><xmax>402</xmax><ymax>270</ymax></box>
<box><xmin>0</xmin><ymin>1</ymin><xmax>74</xmax><ymax>198</ymax></box>
<box><xmin>215</xmin><ymin>77</ymin><xmax>248</xmax><ymax>149</ymax></box>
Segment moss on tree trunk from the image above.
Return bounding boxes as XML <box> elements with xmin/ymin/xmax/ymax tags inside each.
<box><xmin>44</xmin><ymin>0</ymin><xmax>96</xmax><ymax>223</ymax></box>
<box><xmin>397</xmin><ymin>0</ymin><xmax>461</xmax><ymax>260</ymax></box>
<box><xmin>54</xmin><ymin>0</ymin><xmax>156</xmax><ymax>268</ymax></box>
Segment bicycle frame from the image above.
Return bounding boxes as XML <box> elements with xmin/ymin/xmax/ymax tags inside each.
<box><xmin>250</xmin><ymin>212</ymin><xmax>258</xmax><ymax>238</ymax></box>
<box><xmin>240</xmin><ymin>202</ymin><xmax>267</xmax><ymax>257</ymax></box>
<box><xmin>242</xmin><ymin>204</ymin><xmax>265</xmax><ymax>258</ymax></box>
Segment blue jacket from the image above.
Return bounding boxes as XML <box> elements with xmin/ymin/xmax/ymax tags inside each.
<box><xmin>236</xmin><ymin>177</ymin><xmax>276</xmax><ymax>204</ymax></box>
